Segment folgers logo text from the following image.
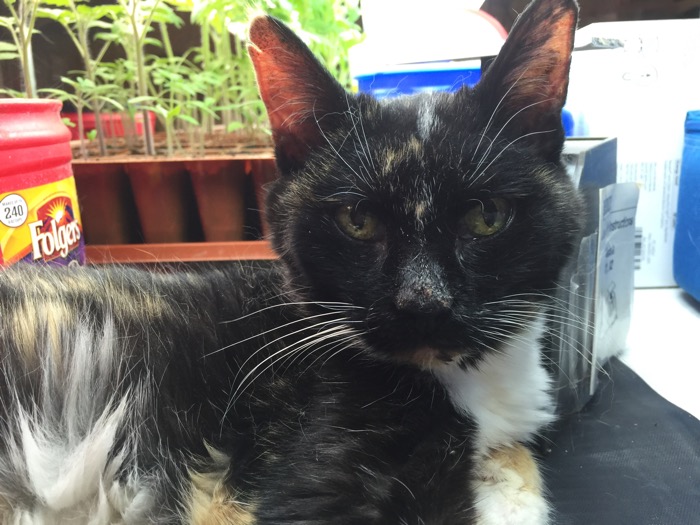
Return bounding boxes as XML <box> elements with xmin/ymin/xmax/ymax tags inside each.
<box><xmin>28</xmin><ymin>197</ymin><xmax>82</xmax><ymax>261</ymax></box>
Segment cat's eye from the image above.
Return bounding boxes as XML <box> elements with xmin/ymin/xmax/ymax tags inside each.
<box><xmin>458</xmin><ymin>198</ymin><xmax>512</xmax><ymax>239</ymax></box>
<box><xmin>335</xmin><ymin>204</ymin><xmax>385</xmax><ymax>242</ymax></box>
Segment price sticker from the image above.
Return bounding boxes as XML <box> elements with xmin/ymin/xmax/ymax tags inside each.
<box><xmin>0</xmin><ymin>194</ymin><xmax>29</xmax><ymax>228</ymax></box>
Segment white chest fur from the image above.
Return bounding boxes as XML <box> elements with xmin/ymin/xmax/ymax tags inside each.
<box><xmin>433</xmin><ymin>317</ymin><xmax>554</xmax><ymax>454</ymax></box>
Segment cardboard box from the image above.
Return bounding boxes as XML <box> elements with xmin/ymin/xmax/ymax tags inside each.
<box><xmin>566</xmin><ymin>19</ymin><xmax>700</xmax><ymax>288</ymax></box>
<box><xmin>549</xmin><ymin>138</ymin><xmax>639</xmax><ymax>415</ymax></box>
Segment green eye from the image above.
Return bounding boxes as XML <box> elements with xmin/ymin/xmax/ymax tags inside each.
<box><xmin>335</xmin><ymin>205</ymin><xmax>385</xmax><ymax>241</ymax></box>
<box><xmin>458</xmin><ymin>198</ymin><xmax>512</xmax><ymax>238</ymax></box>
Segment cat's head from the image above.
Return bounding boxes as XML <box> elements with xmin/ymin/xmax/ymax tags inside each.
<box><xmin>249</xmin><ymin>0</ymin><xmax>583</xmax><ymax>368</ymax></box>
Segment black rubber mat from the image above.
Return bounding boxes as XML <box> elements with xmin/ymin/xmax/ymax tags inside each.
<box><xmin>543</xmin><ymin>357</ymin><xmax>700</xmax><ymax>525</ymax></box>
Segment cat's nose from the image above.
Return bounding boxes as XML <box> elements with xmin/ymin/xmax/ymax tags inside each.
<box><xmin>395</xmin><ymin>284</ymin><xmax>453</xmax><ymax>316</ymax></box>
<box><xmin>395</xmin><ymin>282</ymin><xmax>452</xmax><ymax>339</ymax></box>
<box><xmin>394</xmin><ymin>256</ymin><xmax>453</xmax><ymax>317</ymax></box>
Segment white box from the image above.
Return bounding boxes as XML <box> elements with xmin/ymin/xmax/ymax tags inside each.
<box><xmin>566</xmin><ymin>19</ymin><xmax>700</xmax><ymax>287</ymax></box>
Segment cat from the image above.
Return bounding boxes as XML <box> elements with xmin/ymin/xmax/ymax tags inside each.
<box><xmin>0</xmin><ymin>0</ymin><xmax>582</xmax><ymax>523</ymax></box>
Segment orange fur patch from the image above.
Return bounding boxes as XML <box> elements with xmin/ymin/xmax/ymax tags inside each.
<box><xmin>187</xmin><ymin>447</ymin><xmax>256</xmax><ymax>525</ymax></box>
<box><xmin>484</xmin><ymin>443</ymin><xmax>543</xmax><ymax>494</ymax></box>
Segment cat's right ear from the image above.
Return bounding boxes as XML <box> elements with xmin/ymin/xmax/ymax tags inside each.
<box><xmin>248</xmin><ymin>16</ymin><xmax>348</xmax><ymax>173</ymax></box>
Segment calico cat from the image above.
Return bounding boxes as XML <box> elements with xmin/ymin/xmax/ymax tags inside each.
<box><xmin>0</xmin><ymin>0</ymin><xmax>582</xmax><ymax>523</ymax></box>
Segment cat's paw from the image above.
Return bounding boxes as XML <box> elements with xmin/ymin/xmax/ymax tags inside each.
<box><xmin>472</xmin><ymin>443</ymin><xmax>550</xmax><ymax>525</ymax></box>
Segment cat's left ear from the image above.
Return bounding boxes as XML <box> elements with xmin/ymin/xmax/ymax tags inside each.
<box><xmin>248</xmin><ymin>16</ymin><xmax>348</xmax><ymax>173</ymax></box>
<box><xmin>473</xmin><ymin>0</ymin><xmax>578</xmax><ymax>161</ymax></box>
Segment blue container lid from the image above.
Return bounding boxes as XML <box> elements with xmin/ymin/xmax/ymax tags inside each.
<box><xmin>356</xmin><ymin>61</ymin><xmax>481</xmax><ymax>99</ymax></box>
<box><xmin>355</xmin><ymin>63</ymin><xmax>575</xmax><ymax>137</ymax></box>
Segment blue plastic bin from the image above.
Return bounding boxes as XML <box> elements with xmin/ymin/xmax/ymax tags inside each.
<box><xmin>673</xmin><ymin>110</ymin><xmax>700</xmax><ymax>301</ymax></box>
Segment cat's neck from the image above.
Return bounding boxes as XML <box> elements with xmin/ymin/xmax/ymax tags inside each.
<box><xmin>432</xmin><ymin>316</ymin><xmax>554</xmax><ymax>454</ymax></box>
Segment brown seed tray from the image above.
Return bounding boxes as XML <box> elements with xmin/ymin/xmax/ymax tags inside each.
<box><xmin>86</xmin><ymin>240</ymin><xmax>277</xmax><ymax>265</ymax></box>
<box><xmin>72</xmin><ymin>154</ymin><xmax>279</xmax><ymax>261</ymax></box>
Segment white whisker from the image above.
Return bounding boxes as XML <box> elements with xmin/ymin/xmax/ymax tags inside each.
<box><xmin>472</xmin><ymin>97</ymin><xmax>552</xmax><ymax>178</ymax></box>
<box><xmin>220</xmin><ymin>300</ymin><xmax>364</xmax><ymax>325</ymax></box>
<box><xmin>470</xmin><ymin>128</ymin><xmax>556</xmax><ymax>188</ymax></box>
<box><xmin>230</xmin><ymin>325</ymin><xmax>358</xmax><ymax>405</ymax></box>
<box><xmin>207</xmin><ymin>311</ymin><xmax>352</xmax><ymax>358</ymax></box>
<box><xmin>470</xmin><ymin>69</ymin><xmax>529</xmax><ymax>164</ymax></box>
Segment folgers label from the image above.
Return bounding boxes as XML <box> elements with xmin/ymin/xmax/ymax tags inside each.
<box><xmin>0</xmin><ymin>99</ymin><xmax>85</xmax><ymax>267</ymax></box>
<box><xmin>0</xmin><ymin>178</ymin><xmax>84</xmax><ymax>266</ymax></box>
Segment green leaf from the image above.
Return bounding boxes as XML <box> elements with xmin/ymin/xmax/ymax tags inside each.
<box><xmin>0</xmin><ymin>17</ymin><xmax>17</xmax><ymax>30</ymax></box>
<box><xmin>0</xmin><ymin>41</ymin><xmax>18</xmax><ymax>52</ymax></box>
<box><xmin>39</xmin><ymin>87</ymin><xmax>77</xmax><ymax>103</ymax></box>
<box><xmin>146</xmin><ymin>105</ymin><xmax>168</xmax><ymax>118</ymax></box>
<box><xmin>143</xmin><ymin>37</ymin><xmax>163</xmax><ymax>48</ymax></box>
<box><xmin>226</xmin><ymin>121</ymin><xmax>245</xmax><ymax>133</ymax></box>
<box><xmin>35</xmin><ymin>7</ymin><xmax>67</xmax><ymax>20</ymax></box>
<box><xmin>89</xmin><ymin>20</ymin><xmax>113</xmax><ymax>31</ymax></box>
<box><xmin>175</xmin><ymin>113</ymin><xmax>199</xmax><ymax>126</ymax></box>
<box><xmin>0</xmin><ymin>87</ymin><xmax>25</xmax><ymax>98</ymax></box>
<box><xmin>76</xmin><ymin>4</ymin><xmax>115</xmax><ymax>19</ymax></box>
<box><xmin>128</xmin><ymin>95</ymin><xmax>157</xmax><ymax>104</ymax></box>
<box><xmin>42</xmin><ymin>0</ymin><xmax>72</xmax><ymax>7</ymax></box>
<box><xmin>97</xmin><ymin>97</ymin><xmax>125</xmax><ymax>111</ymax></box>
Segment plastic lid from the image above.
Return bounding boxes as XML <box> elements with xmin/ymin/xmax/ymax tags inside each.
<box><xmin>349</xmin><ymin>8</ymin><xmax>506</xmax><ymax>78</ymax></box>
<box><xmin>0</xmin><ymin>99</ymin><xmax>72</xmax><ymax>184</ymax></box>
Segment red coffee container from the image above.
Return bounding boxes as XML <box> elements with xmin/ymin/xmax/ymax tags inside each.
<box><xmin>0</xmin><ymin>99</ymin><xmax>84</xmax><ymax>266</ymax></box>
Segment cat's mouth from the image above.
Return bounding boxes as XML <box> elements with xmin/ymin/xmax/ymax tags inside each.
<box><xmin>360</xmin><ymin>307</ymin><xmax>474</xmax><ymax>363</ymax></box>
<box><xmin>392</xmin><ymin>345</ymin><xmax>465</xmax><ymax>369</ymax></box>
<box><xmin>361</xmin><ymin>320</ymin><xmax>480</xmax><ymax>368</ymax></box>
